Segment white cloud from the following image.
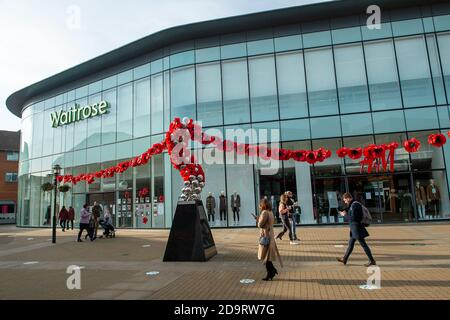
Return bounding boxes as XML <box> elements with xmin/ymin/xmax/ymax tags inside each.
<box><xmin>0</xmin><ymin>0</ymin><xmax>327</xmax><ymax>131</ymax></box>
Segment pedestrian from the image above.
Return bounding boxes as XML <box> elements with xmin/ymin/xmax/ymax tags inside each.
<box><xmin>77</xmin><ymin>204</ymin><xmax>93</xmax><ymax>242</ymax></box>
<box><xmin>91</xmin><ymin>201</ymin><xmax>102</xmax><ymax>240</ymax></box>
<box><xmin>99</xmin><ymin>206</ymin><xmax>115</xmax><ymax>238</ymax></box>
<box><xmin>59</xmin><ymin>206</ymin><xmax>68</xmax><ymax>232</ymax></box>
<box><xmin>275</xmin><ymin>194</ymin><xmax>296</xmax><ymax>244</ymax></box>
<box><xmin>285</xmin><ymin>191</ymin><xmax>299</xmax><ymax>241</ymax></box>
<box><xmin>67</xmin><ymin>206</ymin><xmax>75</xmax><ymax>230</ymax></box>
<box><xmin>44</xmin><ymin>205</ymin><xmax>51</xmax><ymax>225</ymax></box>
<box><xmin>336</xmin><ymin>193</ymin><xmax>376</xmax><ymax>267</ymax></box>
<box><xmin>256</xmin><ymin>198</ymin><xmax>282</xmax><ymax>281</ymax></box>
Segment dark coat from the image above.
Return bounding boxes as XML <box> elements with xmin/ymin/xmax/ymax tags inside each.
<box><xmin>345</xmin><ymin>200</ymin><xmax>369</xmax><ymax>240</ymax></box>
<box><xmin>68</xmin><ymin>207</ymin><xmax>75</xmax><ymax>220</ymax></box>
<box><xmin>92</xmin><ymin>204</ymin><xmax>102</xmax><ymax>218</ymax></box>
<box><xmin>219</xmin><ymin>195</ymin><xmax>227</xmax><ymax>211</ymax></box>
<box><xmin>59</xmin><ymin>208</ymin><xmax>68</xmax><ymax>221</ymax></box>
<box><xmin>231</xmin><ymin>194</ymin><xmax>240</xmax><ymax>208</ymax></box>
<box><xmin>286</xmin><ymin>196</ymin><xmax>296</xmax><ymax>217</ymax></box>
<box><xmin>206</xmin><ymin>195</ymin><xmax>216</xmax><ymax>214</ymax></box>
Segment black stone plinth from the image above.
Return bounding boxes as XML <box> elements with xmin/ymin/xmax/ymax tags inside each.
<box><xmin>163</xmin><ymin>200</ymin><xmax>217</xmax><ymax>261</ymax></box>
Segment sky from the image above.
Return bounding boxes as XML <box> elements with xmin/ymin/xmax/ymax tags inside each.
<box><xmin>0</xmin><ymin>0</ymin><xmax>329</xmax><ymax>132</ymax></box>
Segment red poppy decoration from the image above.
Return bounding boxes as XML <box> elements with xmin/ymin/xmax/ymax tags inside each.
<box><xmin>336</xmin><ymin>147</ymin><xmax>348</xmax><ymax>158</ymax></box>
<box><xmin>373</xmin><ymin>145</ymin><xmax>385</xmax><ymax>158</ymax></box>
<box><xmin>428</xmin><ymin>133</ymin><xmax>447</xmax><ymax>148</ymax></box>
<box><xmin>257</xmin><ymin>145</ymin><xmax>270</xmax><ymax>160</ymax></box>
<box><xmin>291</xmin><ymin>150</ymin><xmax>306</xmax><ymax>162</ymax></box>
<box><xmin>57</xmin><ymin>115</ymin><xmax>435</xmax><ymax>190</ymax></box>
<box><xmin>305</xmin><ymin>150</ymin><xmax>317</xmax><ymax>164</ymax></box>
<box><xmin>138</xmin><ymin>187</ymin><xmax>149</xmax><ymax>198</ymax></box>
<box><xmin>124</xmin><ymin>191</ymin><xmax>131</xmax><ymax>199</ymax></box>
<box><xmin>143</xmin><ymin>216</ymin><xmax>148</xmax><ymax>224</ymax></box>
<box><xmin>447</xmin><ymin>131</ymin><xmax>450</xmax><ymax>138</ymax></box>
<box><xmin>247</xmin><ymin>145</ymin><xmax>258</xmax><ymax>157</ymax></box>
<box><xmin>403</xmin><ymin>138</ymin><xmax>421</xmax><ymax>153</ymax></box>
<box><xmin>347</xmin><ymin>148</ymin><xmax>363</xmax><ymax>160</ymax></box>
<box><xmin>316</xmin><ymin>148</ymin><xmax>331</xmax><ymax>162</ymax></box>
<box><xmin>235</xmin><ymin>143</ymin><xmax>246</xmax><ymax>155</ymax></box>
<box><xmin>386</xmin><ymin>142</ymin><xmax>399</xmax><ymax>172</ymax></box>
<box><xmin>283</xmin><ymin>149</ymin><xmax>293</xmax><ymax>161</ymax></box>
<box><xmin>271</xmin><ymin>148</ymin><xmax>292</xmax><ymax>161</ymax></box>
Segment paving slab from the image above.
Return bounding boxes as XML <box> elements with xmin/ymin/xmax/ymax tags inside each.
<box><xmin>1</xmin><ymin>223</ymin><xmax>450</xmax><ymax>300</ymax></box>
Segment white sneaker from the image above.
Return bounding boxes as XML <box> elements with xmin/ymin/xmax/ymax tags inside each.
<box><xmin>290</xmin><ymin>241</ymin><xmax>299</xmax><ymax>245</ymax></box>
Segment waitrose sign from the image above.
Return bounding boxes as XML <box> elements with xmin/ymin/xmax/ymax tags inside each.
<box><xmin>51</xmin><ymin>101</ymin><xmax>109</xmax><ymax>128</ymax></box>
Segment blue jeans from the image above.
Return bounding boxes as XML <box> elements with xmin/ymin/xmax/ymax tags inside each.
<box><xmin>289</xmin><ymin>217</ymin><xmax>297</xmax><ymax>240</ymax></box>
<box><xmin>276</xmin><ymin>215</ymin><xmax>292</xmax><ymax>240</ymax></box>
<box><xmin>344</xmin><ymin>237</ymin><xmax>375</xmax><ymax>262</ymax></box>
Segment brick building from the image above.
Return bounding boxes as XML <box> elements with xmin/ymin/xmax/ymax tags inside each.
<box><xmin>0</xmin><ymin>130</ymin><xmax>20</xmax><ymax>224</ymax></box>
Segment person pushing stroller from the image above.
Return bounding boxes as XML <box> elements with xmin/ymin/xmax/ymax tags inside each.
<box><xmin>99</xmin><ymin>206</ymin><xmax>115</xmax><ymax>238</ymax></box>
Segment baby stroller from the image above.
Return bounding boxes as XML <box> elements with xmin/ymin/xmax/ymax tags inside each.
<box><xmin>99</xmin><ymin>219</ymin><xmax>115</xmax><ymax>238</ymax></box>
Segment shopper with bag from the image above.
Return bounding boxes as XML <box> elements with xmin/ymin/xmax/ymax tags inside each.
<box><xmin>256</xmin><ymin>198</ymin><xmax>282</xmax><ymax>281</ymax></box>
<box><xmin>275</xmin><ymin>194</ymin><xmax>296</xmax><ymax>244</ymax></box>
<box><xmin>336</xmin><ymin>193</ymin><xmax>376</xmax><ymax>267</ymax></box>
<box><xmin>77</xmin><ymin>204</ymin><xmax>93</xmax><ymax>242</ymax></box>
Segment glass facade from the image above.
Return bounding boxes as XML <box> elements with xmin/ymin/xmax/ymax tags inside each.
<box><xmin>16</xmin><ymin>11</ymin><xmax>450</xmax><ymax>228</ymax></box>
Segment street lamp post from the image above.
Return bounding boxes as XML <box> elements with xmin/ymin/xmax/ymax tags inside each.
<box><xmin>52</xmin><ymin>164</ymin><xmax>61</xmax><ymax>244</ymax></box>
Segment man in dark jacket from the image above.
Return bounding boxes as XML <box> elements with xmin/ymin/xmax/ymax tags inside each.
<box><xmin>285</xmin><ymin>191</ymin><xmax>299</xmax><ymax>241</ymax></box>
<box><xmin>67</xmin><ymin>206</ymin><xmax>75</xmax><ymax>230</ymax></box>
<box><xmin>91</xmin><ymin>202</ymin><xmax>102</xmax><ymax>240</ymax></box>
<box><xmin>337</xmin><ymin>193</ymin><xmax>376</xmax><ymax>267</ymax></box>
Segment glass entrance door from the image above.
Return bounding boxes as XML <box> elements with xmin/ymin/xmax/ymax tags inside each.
<box><xmin>347</xmin><ymin>173</ymin><xmax>415</xmax><ymax>224</ymax></box>
<box><xmin>87</xmin><ymin>192</ymin><xmax>116</xmax><ymax>226</ymax></box>
<box><xmin>347</xmin><ymin>175</ymin><xmax>383</xmax><ymax>224</ymax></box>
<box><xmin>378</xmin><ymin>173</ymin><xmax>414</xmax><ymax>223</ymax></box>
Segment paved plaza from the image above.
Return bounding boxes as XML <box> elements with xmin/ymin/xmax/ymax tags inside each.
<box><xmin>0</xmin><ymin>222</ymin><xmax>450</xmax><ymax>300</ymax></box>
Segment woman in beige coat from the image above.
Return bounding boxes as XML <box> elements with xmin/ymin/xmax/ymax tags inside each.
<box><xmin>257</xmin><ymin>198</ymin><xmax>283</xmax><ymax>281</ymax></box>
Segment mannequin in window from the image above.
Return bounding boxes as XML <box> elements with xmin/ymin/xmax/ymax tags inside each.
<box><xmin>206</xmin><ymin>192</ymin><xmax>216</xmax><ymax>224</ymax></box>
<box><xmin>400</xmin><ymin>189</ymin><xmax>413</xmax><ymax>221</ymax></box>
<box><xmin>427</xmin><ymin>179</ymin><xmax>441</xmax><ymax>218</ymax></box>
<box><xmin>415</xmin><ymin>181</ymin><xmax>426</xmax><ymax>220</ymax></box>
<box><xmin>219</xmin><ymin>191</ymin><xmax>227</xmax><ymax>223</ymax></box>
<box><xmin>389</xmin><ymin>188</ymin><xmax>398</xmax><ymax>214</ymax></box>
<box><xmin>231</xmin><ymin>191</ymin><xmax>241</xmax><ymax>225</ymax></box>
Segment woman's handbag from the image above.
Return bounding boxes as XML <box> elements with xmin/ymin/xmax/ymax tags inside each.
<box><xmin>259</xmin><ymin>236</ymin><xmax>270</xmax><ymax>246</ymax></box>
<box><xmin>259</xmin><ymin>227</ymin><xmax>271</xmax><ymax>246</ymax></box>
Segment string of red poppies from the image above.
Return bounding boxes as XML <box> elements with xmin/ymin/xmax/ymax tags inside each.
<box><xmin>57</xmin><ymin>141</ymin><xmax>167</xmax><ymax>185</ymax></box>
<box><xmin>56</xmin><ymin>116</ymin><xmax>449</xmax><ymax>185</ymax></box>
<box><xmin>337</xmin><ymin>133</ymin><xmax>447</xmax><ymax>173</ymax></box>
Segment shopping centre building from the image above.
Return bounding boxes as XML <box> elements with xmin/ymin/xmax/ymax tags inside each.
<box><xmin>6</xmin><ymin>0</ymin><xmax>450</xmax><ymax>229</ymax></box>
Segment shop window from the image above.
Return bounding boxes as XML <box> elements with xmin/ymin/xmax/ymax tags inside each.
<box><xmin>375</xmin><ymin>132</ymin><xmax>409</xmax><ymax>172</ymax></box>
<box><xmin>312</xmin><ymin>138</ymin><xmax>344</xmax><ymax>177</ymax></box>
<box><xmin>413</xmin><ymin>171</ymin><xmax>450</xmax><ymax>220</ymax></box>
<box><xmin>409</xmin><ymin>130</ymin><xmax>446</xmax><ymax>170</ymax></box>
<box><xmin>343</xmin><ymin>135</ymin><xmax>374</xmax><ymax>174</ymax></box>
<box><xmin>282</xmin><ymin>140</ymin><xmax>314</xmax><ymax>224</ymax></box>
